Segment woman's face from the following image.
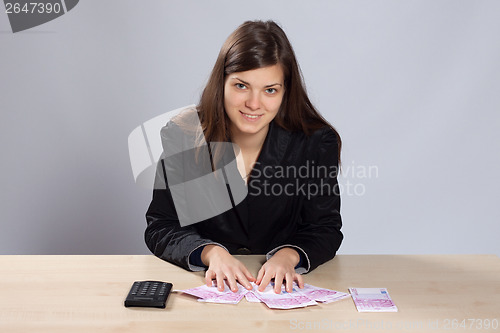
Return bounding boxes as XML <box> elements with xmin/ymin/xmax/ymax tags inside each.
<box><xmin>224</xmin><ymin>64</ymin><xmax>285</xmax><ymax>139</ymax></box>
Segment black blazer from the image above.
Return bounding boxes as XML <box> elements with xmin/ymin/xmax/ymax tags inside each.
<box><xmin>145</xmin><ymin>119</ymin><xmax>343</xmax><ymax>273</ymax></box>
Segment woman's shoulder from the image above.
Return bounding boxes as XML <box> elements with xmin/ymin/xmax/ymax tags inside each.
<box><xmin>161</xmin><ymin>105</ymin><xmax>202</xmax><ymax>135</ymax></box>
<box><xmin>312</xmin><ymin>125</ymin><xmax>339</xmax><ymax>145</ymax></box>
<box><xmin>285</xmin><ymin>124</ymin><xmax>338</xmax><ymax>146</ymax></box>
<box><xmin>271</xmin><ymin>121</ymin><xmax>339</xmax><ymax>152</ymax></box>
<box><xmin>160</xmin><ymin>105</ymin><xmax>205</xmax><ymax>149</ymax></box>
<box><xmin>302</xmin><ymin>125</ymin><xmax>340</xmax><ymax>166</ymax></box>
<box><xmin>164</xmin><ymin>104</ymin><xmax>199</xmax><ymax>129</ymax></box>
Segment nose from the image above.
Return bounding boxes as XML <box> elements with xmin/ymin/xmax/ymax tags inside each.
<box><xmin>245</xmin><ymin>92</ymin><xmax>261</xmax><ymax>111</ymax></box>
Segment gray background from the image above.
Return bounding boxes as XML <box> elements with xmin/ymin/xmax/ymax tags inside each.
<box><xmin>1</xmin><ymin>0</ymin><xmax>499</xmax><ymax>256</ymax></box>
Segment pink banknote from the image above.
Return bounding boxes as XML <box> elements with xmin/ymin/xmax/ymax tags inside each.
<box><xmin>181</xmin><ymin>283</ymin><xmax>245</xmax><ymax>304</ymax></box>
<box><xmin>251</xmin><ymin>282</ymin><xmax>318</xmax><ymax>309</ymax></box>
<box><xmin>300</xmin><ymin>284</ymin><xmax>351</xmax><ymax>303</ymax></box>
<box><xmin>178</xmin><ymin>282</ymin><xmax>350</xmax><ymax>309</ymax></box>
<box><xmin>349</xmin><ymin>288</ymin><xmax>398</xmax><ymax>312</ymax></box>
<box><xmin>244</xmin><ymin>291</ymin><xmax>261</xmax><ymax>303</ymax></box>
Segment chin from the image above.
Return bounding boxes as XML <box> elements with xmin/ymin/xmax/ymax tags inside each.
<box><xmin>236</xmin><ymin>124</ymin><xmax>266</xmax><ymax>135</ymax></box>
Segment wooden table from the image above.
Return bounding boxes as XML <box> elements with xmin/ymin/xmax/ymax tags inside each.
<box><xmin>1</xmin><ymin>255</ymin><xmax>499</xmax><ymax>332</ymax></box>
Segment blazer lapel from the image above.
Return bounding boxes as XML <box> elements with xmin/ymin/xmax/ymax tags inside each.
<box><xmin>251</xmin><ymin>120</ymin><xmax>292</xmax><ymax>182</ymax></box>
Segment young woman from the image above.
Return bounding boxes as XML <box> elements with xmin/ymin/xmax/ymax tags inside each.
<box><xmin>145</xmin><ymin>20</ymin><xmax>343</xmax><ymax>294</ymax></box>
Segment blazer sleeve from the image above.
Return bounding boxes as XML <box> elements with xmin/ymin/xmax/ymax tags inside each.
<box><xmin>282</xmin><ymin>127</ymin><xmax>343</xmax><ymax>272</ymax></box>
<box><xmin>144</xmin><ymin>123</ymin><xmax>226</xmax><ymax>271</ymax></box>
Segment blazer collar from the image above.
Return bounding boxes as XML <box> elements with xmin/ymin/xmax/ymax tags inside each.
<box><xmin>255</xmin><ymin>120</ymin><xmax>292</xmax><ymax>169</ymax></box>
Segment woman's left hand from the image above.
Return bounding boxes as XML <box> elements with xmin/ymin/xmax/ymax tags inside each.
<box><xmin>256</xmin><ymin>247</ymin><xmax>305</xmax><ymax>293</ymax></box>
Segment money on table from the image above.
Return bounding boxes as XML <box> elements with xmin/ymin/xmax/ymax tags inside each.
<box><xmin>349</xmin><ymin>287</ymin><xmax>398</xmax><ymax>312</ymax></box>
<box><xmin>177</xmin><ymin>282</ymin><xmax>350</xmax><ymax>310</ymax></box>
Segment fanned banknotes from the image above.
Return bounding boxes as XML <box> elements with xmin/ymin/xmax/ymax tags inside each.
<box><xmin>177</xmin><ymin>282</ymin><xmax>350</xmax><ymax>310</ymax></box>
<box><xmin>180</xmin><ymin>284</ymin><xmax>246</xmax><ymax>304</ymax></box>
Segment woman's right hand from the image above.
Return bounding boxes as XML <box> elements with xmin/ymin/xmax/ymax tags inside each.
<box><xmin>201</xmin><ymin>245</ymin><xmax>255</xmax><ymax>292</ymax></box>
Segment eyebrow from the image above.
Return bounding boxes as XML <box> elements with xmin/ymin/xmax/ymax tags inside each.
<box><xmin>231</xmin><ymin>77</ymin><xmax>283</xmax><ymax>88</ymax></box>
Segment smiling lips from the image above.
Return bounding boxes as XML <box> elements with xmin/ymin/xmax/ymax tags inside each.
<box><xmin>240</xmin><ymin>111</ymin><xmax>264</xmax><ymax>121</ymax></box>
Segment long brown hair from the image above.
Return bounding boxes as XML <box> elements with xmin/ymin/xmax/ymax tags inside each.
<box><xmin>197</xmin><ymin>20</ymin><xmax>341</xmax><ymax>163</ymax></box>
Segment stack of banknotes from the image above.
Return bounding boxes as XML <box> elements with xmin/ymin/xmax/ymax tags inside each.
<box><xmin>177</xmin><ymin>282</ymin><xmax>351</xmax><ymax>310</ymax></box>
<box><xmin>349</xmin><ymin>288</ymin><xmax>398</xmax><ymax>312</ymax></box>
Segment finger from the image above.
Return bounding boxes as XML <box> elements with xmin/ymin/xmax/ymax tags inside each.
<box><xmin>235</xmin><ymin>273</ymin><xmax>252</xmax><ymax>290</ymax></box>
<box><xmin>295</xmin><ymin>273</ymin><xmax>305</xmax><ymax>289</ymax></box>
<box><xmin>285</xmin><ymin>272</ymin><xmax>294</xmax><ymax>293</ymax></box>
<box><xmin>205</xmin><ymin>270</ymin><xmax>215</xmax><ymax>287</ymax></box>
<box><xmin>235</xmin><ymin>265</ymin><xmax>254</xmax><ymax>290</ymax></box>
<box><xmin>216</xmin><ymin>273</ymin><xmax>225</xmax><ymax>292</ymax></box>
<box><xmin>256</xmin><ymin>267</ymin><xmax>265</xmax><ymax>285</ymax></box>
<box><xmin>226</xmin><ymin>274</ymin><xmax>238</xmax><ymax>292</ymax></box>
<box><xmin>240</xmin><ymin>265</ymin><xmax>256</xmax><ymax>283</ymax></box>
<box><xmin>274</xmin><ymin>272</ymin><xmax>285</xmax><ymax>294</ymax></box>
<box><xmin>258</xmin><ymin>271</ymin><xmax>273</xmax><ymax>292</ymax></box>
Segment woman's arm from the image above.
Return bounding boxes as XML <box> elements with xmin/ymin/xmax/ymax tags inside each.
<box><xmin>146</xmin><ymin>182</ymin><xmax>255</xmax><ymax>290</ymax></box>
<box><xmin>288</xmin><ymin>126</ymin><xmax>343</xmax><ymax>271</ymax></box>
<box><xmin>145</xmin><ymin>173</ymin><xmax>225</xmax><ymax>271</ymax></box>
<box><xmin>257</xmin><ymin>127</ymin><xmax>343</xmax><ymax>292</ymax></box>
<box><xmin>145</xmin><ymin>121</ymin><xmax>255</xmax><ymax>290</ymax></box>
<box><xmin>145</xmin><ymin>119</ymin><xmax>227</xmax><ymax>271</ymax></box>
<box><xmin>201</xmin><ymin>245</ymin><xmax>255</xmax><ymax>292</ymax></box>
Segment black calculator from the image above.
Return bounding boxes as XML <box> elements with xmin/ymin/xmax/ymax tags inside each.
<box><xmin>124</xmin><ymin>281</ymin><xmax>173</xmax><ymax>308</ymax></box>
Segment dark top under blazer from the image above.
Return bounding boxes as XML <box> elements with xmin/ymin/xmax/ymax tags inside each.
<box><xmin>145</xmin><ymin>118</ymin><xmax>343</xmax><ymax>273</ymax></box>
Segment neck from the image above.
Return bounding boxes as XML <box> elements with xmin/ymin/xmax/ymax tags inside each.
<box><xmin>231</xmin><ymin>124</ymin><xmax>269</xmax><ymax>153</ymax></box>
